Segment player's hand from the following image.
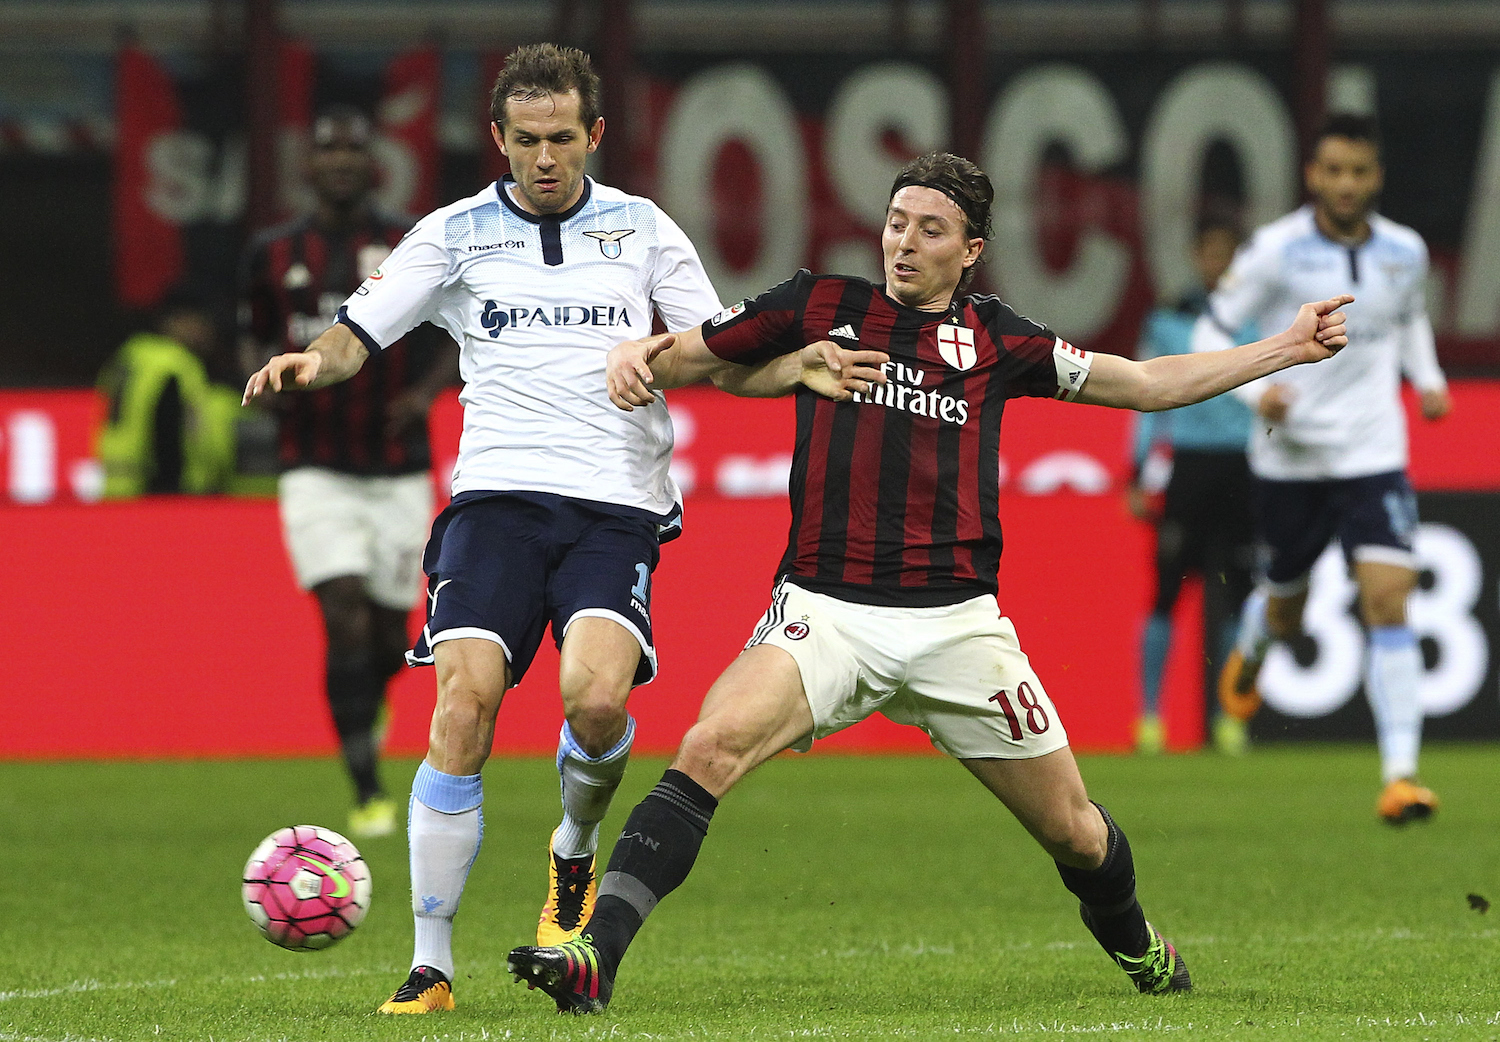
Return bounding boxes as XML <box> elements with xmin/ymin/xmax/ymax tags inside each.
<box><xmin>1257</xmin><ymin>383</ymin><xmax>1294</xmax><ymax>423</ymax></box>
<box><xmin>242</xmin><ymin>351</ymin><xmax>324</xmax><ymax>405</ymax></box>
<box><xmin>1283</xmin><ymin>294</ymin><xmax>1353</xmax><ymax>365</ymax></box>
<box><xmin>1419</xmin><ymin>387</ymin><xmax>1452</xmax><ymax>421</ymax></box>
<box><xmin>607</xmin><ymin>333</ymin><xmax>676</xmax><ymax>411</ymax></box>
<box><xmin>796</xmin><ymin>340</ymin><xmax>889</xmax><ymax>401</ymax></box>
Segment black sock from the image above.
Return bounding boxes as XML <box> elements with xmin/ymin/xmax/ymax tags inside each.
<box><xmin>583</xmin><ymin>769</ymin><xmax>718</xmax><ymax>973</ymax></box>
<box><xmin>1055</xmin><ymin>802</ymin><xmax>1150</xmax><ymax>959</ymax></box>
<box><xmin>326</xmin><ymin>652</ymin><xmax>384</xmax><ymax>803</ymax></box>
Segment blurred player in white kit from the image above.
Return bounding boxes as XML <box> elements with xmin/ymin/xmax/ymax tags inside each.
<box><xmin>1196</xmin><ymin>113</ymin><xmax>1451</xmax><ymax>824</ymax></box>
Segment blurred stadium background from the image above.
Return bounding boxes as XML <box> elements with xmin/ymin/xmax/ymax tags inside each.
<box><xmin>1</xmin><ymin>0</ymin><xmax>1497</xmax><ymax>761</ymax></box>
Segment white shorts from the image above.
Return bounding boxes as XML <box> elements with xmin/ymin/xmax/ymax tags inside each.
<box><xmin>747</xmin><ymin>580</ymin><xmax>1070</xmax><ymax>760</ymax></box>
<box><xmin>278</xmin><ymin>467</ymin><xmax>433</xmax><ymax>610</ymax></box>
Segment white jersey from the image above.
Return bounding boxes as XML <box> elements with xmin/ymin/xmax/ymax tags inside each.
<box><xmin>1190</xmin><ymin>205</ymin><xmax>1445</xmax><ymax>480</ymax></box>
<box><xmin>339</xmin><ymin>175</ymin><xmax>721</xmax><ymax>520</ymax></box>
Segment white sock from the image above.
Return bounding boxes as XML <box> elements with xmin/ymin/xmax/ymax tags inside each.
<box><xmin>552</xmin><ymin>717</ymin><xmax>635</xmax><ymax>860</ymax></box>
<box><xmin>1365</xmin><ymin>626</ymin><xmax>1423</xmax><ymax>783</ymax></box>
<box><xmin>407</xmin><ymin>762</ymin><xmax>483</xmax><ymax>979</ymax></box>
<box><xmin>1236</xmin><ymin>586</ymin><xmax>1273</xmax><ymax>661</ymax></box>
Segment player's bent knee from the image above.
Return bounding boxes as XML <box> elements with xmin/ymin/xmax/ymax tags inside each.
<box><xmin>432</xmin><ymin>674</ymin><xmax>502</xmax><ymax>735</ymax></box>
<box><xmin>1265</xmin><ymin>599</ymin><xmax>1305</xmax><ymax>639</ymax></box>
<box><xmin>672</xmin><ymin>723</ymin><xmax>752</xmax><ymax>796</ymax></box>
<box><xmin>563</xmin><ymin>700</ymin><xmax>630</xmax><ymax>755</ymax></box>
<box><xmin>1039</xmin><ymin>802</ymin><xmax>1107</xmax><ymax>869</ymax></box>
<box><xmin>1360</xmin><ymin>585</ymin><xmax>1412</xmax><ymax>628</ymax></box>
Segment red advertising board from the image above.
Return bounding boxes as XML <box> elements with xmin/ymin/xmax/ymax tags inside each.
<box><xmin>0</xmin><ymin>484</ymin><xmax>1153</xmax><ymax>759</ymax></box>
<box><xmin>2</xmin><ymin>382</ymin><xmax>1497</xmax><ymax>759</ymax></box>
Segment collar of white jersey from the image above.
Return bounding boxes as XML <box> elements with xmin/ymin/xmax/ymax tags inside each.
<box><xmin>496</xmin><ymin>174</ymin><xmax>594</xmax><ymax>224</ymax></box>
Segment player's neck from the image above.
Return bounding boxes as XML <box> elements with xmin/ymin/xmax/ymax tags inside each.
<box><xmin>1313</xmin><ymin>206</ymin><xmax>1371</xmax><ymax>246</ymax></box>
<box><xmin>885</xmin><ymin>287</ymin><xmax>957</xmax><ymax>313</ymax></box>
<box><xmin>315</xmin><ymin>199</ymin><xmax>370</xmax><ymax>234</ymax></box>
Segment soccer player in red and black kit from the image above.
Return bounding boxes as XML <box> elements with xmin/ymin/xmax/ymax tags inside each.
<box><xmin>240</xmin><ymin>106</ymin><xmax>458</xmax><ymax>838</ymax></box>
<box><xmin>507</xmin><ymin>153</ymin><xmax>1352</xmax><ymax>1011</ymax></box>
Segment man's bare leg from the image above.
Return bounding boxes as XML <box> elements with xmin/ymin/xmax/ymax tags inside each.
<box><xmin>1354</xmin><ymin>559</ymin><xmax>1435</xmax><ymax>821</ymax></box>
<box><xmin>508</xmin><ymin>645</ymin><xmax>814</xmax><ymax>1011</ymax></box>
<box><xmin>540</xmin><ymin>618</ymin><xmax>646</xmax><ymax>943</ymax></box>
<box><xmin>1219</xmin><ymin>579</ymin><xmax>1309</xmax><ymax>720</ymax></box>
<box><xmin>380</xmin><ymin>637</ymin><xmax>507</xmax><ymax>1014</ymax></box>
<box><xmin>962</xmin><ymin>750</ymin><xmax>1188</xmax><ymax>993</ymax></box>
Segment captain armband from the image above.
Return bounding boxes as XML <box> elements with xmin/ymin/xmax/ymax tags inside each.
<box><xmin>1051</xmin><ymin>338</ymin><xmax>1094</xmax><ymax>401</ymax></box>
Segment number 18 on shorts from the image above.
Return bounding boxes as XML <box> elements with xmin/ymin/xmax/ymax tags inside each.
<box><xmin>747</xmin><ymin>580</ymin><xmax>1070</xmax><ymax>759</ymax></box>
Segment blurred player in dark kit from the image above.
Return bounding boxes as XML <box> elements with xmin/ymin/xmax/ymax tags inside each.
<box><xmin>240</xmin><ymin>105</ymin><xmax>458</xmax><ymax>840</ymax></box>
<box><xmin>507</xmin><ymin>152</ymin><xmax>1354</xmax><ymax>1012</ymax></box>
<box><xmin>1128</xmin><ymin>216</ymin><xmax>1255</xmax><ymax>755</ymax></box>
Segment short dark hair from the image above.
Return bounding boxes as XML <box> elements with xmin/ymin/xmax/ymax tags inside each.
<box><xmin>1313</xmin><ymin>112</ymin><xmax>1381</xmax><ymax>156</ymax></box>
<box><xmin>489</xmin><ymin>43</ymin><xmax>601</xmax><ymax>132</ymax></box>
<box><xmin>1194</xmin><ymin>211</ymin><xmax>1242</xmax><ymax>243</ymax></box>
<box><xmin>889</xmin><ymin>152</ymin><xmax>994</xmax><ymax>290</ymax></box>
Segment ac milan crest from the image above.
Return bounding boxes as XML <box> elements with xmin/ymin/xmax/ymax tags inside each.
<box><xmin>936</xmin><ymin>323</ymin><xmax>976</xmax><ymax>371</ymax></box>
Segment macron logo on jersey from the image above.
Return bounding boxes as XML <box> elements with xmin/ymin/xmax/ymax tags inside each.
<box><xmin>479</xmin><ymin>300</ymin><xmax>634</xmax><ymax>337</ymax></box>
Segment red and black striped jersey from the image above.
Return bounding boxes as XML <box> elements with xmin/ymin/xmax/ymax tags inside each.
<box><xmin>240</xmin><ymin>213</ymin><xmax>437</xmax><ymax>476</ymax></box>
<box><xmin>703</xmin><ymin>270</ymin><xmax>1092</xmax><ymax>607</ymax></box>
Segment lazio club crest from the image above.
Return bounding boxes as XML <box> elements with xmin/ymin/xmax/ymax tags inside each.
<box><xmin>583</xmin><ymin>228</ymin><xmax>636</xmax><ymax>259</ymax></box>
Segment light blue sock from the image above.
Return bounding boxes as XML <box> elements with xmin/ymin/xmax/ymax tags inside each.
<box><xmin>1141</xmin><ymin>613</ymin><xmax>1172</xmax><ymax>715</ymax></box>
<box><xmin>1366</xmin><ymin>626</ymin><xmax>1423</xmax><ymax>783</ymax></box>
<box><xmin>1236</xmin><ymin>586</ymin><xmax>1272</xmax><ymax>660</ymax></box>
<box><xmin>408</xmin><ymin>762</ymin><xmax>483</xmax><ymax>979</ymax></box>
<box><xmin>553</xmin><ymin>717</ymin><xmax>635</xmax><ymax>859</ymax></box>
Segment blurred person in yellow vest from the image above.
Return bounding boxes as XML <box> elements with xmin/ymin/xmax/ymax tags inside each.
<box><xmin>97</xmin><ymin>287</ymin><xmax>239</xmax><ymax>497</ymax></box>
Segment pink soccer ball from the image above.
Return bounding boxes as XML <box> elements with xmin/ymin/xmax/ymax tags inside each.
<box><xmin>242</xmin><ymin>825</ymin><xmax>372</xmax><ymax>951</ymax></box>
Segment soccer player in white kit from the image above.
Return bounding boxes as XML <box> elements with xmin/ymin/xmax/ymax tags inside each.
<box><xmin>1193</xmin><ymin>114</ymin><xmax>1452</xmax><ymax>824</ymax></box>
<box><xmin>245</xmin><ymin>42</ymin><xmax>878</xmax><ymax>1016</ymax></box>
<box><xmin>245</xmin><ymin>44</ymin><xmax>726</xmax><ymax>1014</ymax></box>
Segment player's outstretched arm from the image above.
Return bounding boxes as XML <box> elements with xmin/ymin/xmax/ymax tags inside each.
<box><xmin>607</xmin><ymin>326</ymin><xmax>730</xmax><ymax>411</ymax></box>
<box><xmin>242</xmin><ymin>322</ymin><xmax>369</xmax><ymax>405</ymax></box>
<box><xmin>1076</xmin><ymin>295</ymin><xmax>1353</xmax><ymax>412</ymax></box>
<box><xmin>712</xmin><ymin>341</ymin><xmax>890</xmax><ymax>400</ymax></box>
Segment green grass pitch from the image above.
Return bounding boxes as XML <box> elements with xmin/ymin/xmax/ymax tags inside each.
<box><xmin>2</xmin><ymin>745</ymin><xmax>1497</xmax><ymax>1041</ymax></box>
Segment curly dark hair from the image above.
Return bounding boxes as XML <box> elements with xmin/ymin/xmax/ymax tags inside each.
<box><xmin>489</xmin><ymin>43</ymin><xmax>601</xmax><ymax>132</ymax></box>
<box><xmin>889</xmin><ymin>152</ymin><xmax>994</xmax><ymax>289</ymax></box>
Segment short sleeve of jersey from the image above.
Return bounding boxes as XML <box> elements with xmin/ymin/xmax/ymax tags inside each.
<box><xmin>1205</xmin><ymin>229</ymin><xmax>1280</xmax><ymax>335</ymax></box>
<box><xmin>339</xmin><ymin>212</ymin><xmax>456</xmax><ymax>351</ymax></box>
<box><xmin>700</xmin><ymin>269</ymin><xmax>818</xmax><ymax>367</ymax></box>
<box><xmin>649</xmin><ymin>207</ymin><xmax>723</xmax><ymax>330</ymax></box>
<box><xmin>980</xmin><ymin>300</ymin><xmax>1094</xmax><ymax>401</ymax></box>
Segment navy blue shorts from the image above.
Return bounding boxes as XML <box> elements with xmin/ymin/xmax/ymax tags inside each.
<box><xmin>1253</xmin><ymin>470</ymin><xmax>1419</xmax><ymax>587</ymax></box>
<box><xmin>408</xmin><ymin>491</ymin><xmax>662</xmax><ymax>686</ymax></box>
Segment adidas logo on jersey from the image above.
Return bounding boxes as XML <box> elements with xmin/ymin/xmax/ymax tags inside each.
<box><xmin>828</xmin><ymin>324</ymin><xmax>857</xmax><ymax>341</ymax></box>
